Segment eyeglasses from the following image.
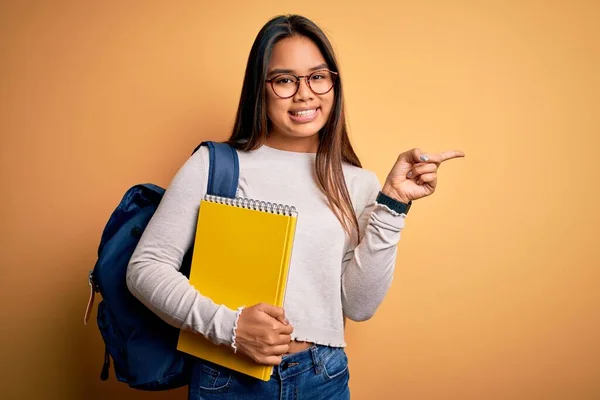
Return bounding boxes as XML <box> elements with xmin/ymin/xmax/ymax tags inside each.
<box><xmin>265</xmin><ymin>69</ymin><xmax>338</xmax><ymax>99</ymax></box>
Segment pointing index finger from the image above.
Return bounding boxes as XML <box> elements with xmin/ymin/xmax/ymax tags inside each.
<box><xmin>439</xmin><ymin>150</ymin><xmax>465</xmax><ymax>162</ymax></box>
<box><xmin>406</xmin><ymin>148</ymin><xmax>465</xmax><ymax>164</ymax></box>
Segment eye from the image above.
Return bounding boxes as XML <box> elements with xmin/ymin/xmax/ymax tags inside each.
<box><xmin>273</xmin><ymin>75</ymin><xmax>296</xmax><ymax>85</ymax></box>
<box><xmin>310</xmin><ymin>70</ymin><xmax>333</xmax><ymax>81</ymax></box>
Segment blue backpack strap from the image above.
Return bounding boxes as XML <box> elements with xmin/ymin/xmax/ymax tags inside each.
<box><xmin>193</xmin><ymin>141</ymin><xmax>239</xmax><ymax>198</ymax></box>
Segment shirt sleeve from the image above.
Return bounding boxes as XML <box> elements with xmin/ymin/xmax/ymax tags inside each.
<box><xmin>341</xmin><ymin>172</ymin><xmax>406</xmax><ymax>321</ymax></box>
<box><xmin>126</xmin><ymin>147</ymin><xmax>238</xmax><ymax>346</ymax></box>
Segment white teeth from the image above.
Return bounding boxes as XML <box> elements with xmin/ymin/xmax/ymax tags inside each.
<box><xmin>291</xmin><ymin>109</ymin><xmax>316</xmax><ymax>117</ymax></box>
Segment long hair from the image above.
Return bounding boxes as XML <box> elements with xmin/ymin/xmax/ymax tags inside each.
<box><xmin>227</xmin><ymin>14</ymin><xmax>362</xmax><ymax>237</ymax></box>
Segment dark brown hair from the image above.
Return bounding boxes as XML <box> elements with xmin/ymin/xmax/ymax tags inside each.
<box><xmin>227</xmin><ymin>14</ymin><xmax>362</xmax><ymax>237</ymax></box>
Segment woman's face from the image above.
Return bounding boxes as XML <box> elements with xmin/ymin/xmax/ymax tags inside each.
<box><xmin>265</xmin><ymin>35</ymin><xmax>335</xmax><ymax>150</ymax></box>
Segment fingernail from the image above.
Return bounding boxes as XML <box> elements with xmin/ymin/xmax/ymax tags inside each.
<box><xmin>407</xmin><ymin>171</ymin><xmax>413</xmax><ymax>178</ymax></box>
<box><xmin>285</xmin><ymin>318</ymin><xmax>289</xmax><ymax>325</ymax></box>
<box><xmin>419</xmin><ymin>155</ymin><xmax>429</xmax><ymax>162</ymax></box>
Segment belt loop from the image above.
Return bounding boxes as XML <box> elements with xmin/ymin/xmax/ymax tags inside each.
<box><xmin>310</xmin><ymin>345</ymin><xmax>321</xmax><ymax>375</ymax></box>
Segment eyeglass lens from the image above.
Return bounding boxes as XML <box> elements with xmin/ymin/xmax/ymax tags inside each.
<box><xmin>270</xmin><ymin>70</ymin><xmax>335</xmax><ymax>98</ymax></box>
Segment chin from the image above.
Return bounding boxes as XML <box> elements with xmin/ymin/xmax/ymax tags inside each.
<box><xmin>288</xmin><ymin>121</ymin><xmax>327</xmax><ymax>137</ymax></box>
<box><xmin>285</xmin><ymin>128</ymin><xmax>321</xmax><ymax>140</ymax></box>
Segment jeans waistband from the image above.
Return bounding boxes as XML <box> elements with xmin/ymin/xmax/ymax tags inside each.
<box><xmin>274</xmin><ymin>344</ymin><xmax>344</xmax><ymax>381</ymax></box>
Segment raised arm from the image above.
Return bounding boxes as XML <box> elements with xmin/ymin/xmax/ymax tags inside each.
<box><xmin>342</xmin><ymin>147</ymin><xmax>465</xmax><ymax>321</ymax></box>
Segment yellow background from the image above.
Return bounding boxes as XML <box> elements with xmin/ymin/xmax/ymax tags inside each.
<box><xmin>1</xmin><ymin>1</ymin><xmax>598</xmax><ymax>399</ymax></box>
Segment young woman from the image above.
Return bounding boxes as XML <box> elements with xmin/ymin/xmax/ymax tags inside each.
<box><xmin>126</xmin><ymin>14</ymin><xmax>464</xmax><ymax>399</ymax></box>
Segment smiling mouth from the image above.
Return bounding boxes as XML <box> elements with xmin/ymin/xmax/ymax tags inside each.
<box><xmin>289</xmin><ymin>108</ymin><xmax>318</xmax><ymax>117</ymax></box>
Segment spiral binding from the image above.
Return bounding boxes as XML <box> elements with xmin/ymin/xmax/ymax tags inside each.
<box><xmin>204</xmin><ymin>194</ymin><xmax>298</xmax><ymax>216</ymax></box>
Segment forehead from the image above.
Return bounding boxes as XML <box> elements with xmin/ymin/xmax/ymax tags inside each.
<box><xmin>268</xmin><ymin>36</ymin><xmax>327</xmax><ymax>73</ymax></box>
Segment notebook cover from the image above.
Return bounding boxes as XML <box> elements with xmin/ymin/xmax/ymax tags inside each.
<box><xmin>176</xmin><ymin>198</ymin><xmax>297</xmax><ymax>381</ymax></box>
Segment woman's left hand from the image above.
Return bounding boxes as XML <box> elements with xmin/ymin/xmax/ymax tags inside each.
<box><xmin>381</xmin><ymin>148</ymin><xmax>465</xmax><ymax>204</ymax></box>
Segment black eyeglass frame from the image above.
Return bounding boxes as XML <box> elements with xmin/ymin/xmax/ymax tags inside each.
<box><xmin>265</xmin><ymin>69</ymin><xmax>339</xmax><ymax>99</ymax></box>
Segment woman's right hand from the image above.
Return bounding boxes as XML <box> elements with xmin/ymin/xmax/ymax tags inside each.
<box><xmin>234</xmin><ymin>302</ymin><xmax>293</xmax><ymax>365</ymax></box>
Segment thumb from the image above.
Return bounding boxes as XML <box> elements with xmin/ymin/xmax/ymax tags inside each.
<box><xmin>397</xmin><ymin>148</ymin><xmax>425</xmax><ymax>164</ymax></box>
<box><xmin>260</xmin><ymin>303</ymin><xmax>288</xmax><ymax>325</ymax></box>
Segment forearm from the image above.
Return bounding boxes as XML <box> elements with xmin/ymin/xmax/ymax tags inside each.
<box><xmin>126</xmin><ymin>254</ymin><xmax>237</xmax><ymax>345</ymax></box>
<box><xmin>341</xmin><ymin>204</ymin><xmax>405</xmax><ymax>321</ymax></box>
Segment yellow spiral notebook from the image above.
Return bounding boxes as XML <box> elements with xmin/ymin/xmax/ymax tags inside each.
<box><xmin>176</xmin><ymin>194</ymin><xmax>298</xmax><ymax>381</ymax></box>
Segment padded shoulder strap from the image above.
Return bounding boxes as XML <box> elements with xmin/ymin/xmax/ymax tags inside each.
<box><xmin>193</xmin><ymin>141</ymin><xmax>239</xmax><ymax>198</ymax></box>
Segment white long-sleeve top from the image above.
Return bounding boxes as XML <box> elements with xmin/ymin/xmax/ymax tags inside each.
<box><xmin>126</xmin><ymin>144</ymin><xmax>405</xmax><ymax>347</ymax></box>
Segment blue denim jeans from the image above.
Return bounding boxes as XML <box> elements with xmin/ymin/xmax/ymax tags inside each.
<box><xmin>188</xmin><ymin>345</ymin><xmax>350</xmax><ymax>400</ymax></box>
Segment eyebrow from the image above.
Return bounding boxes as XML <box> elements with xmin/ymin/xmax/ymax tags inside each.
<box><xmin>268</xmin><ymin>63</ymin><xmax>329</xmax><ymax>76</ymax></box>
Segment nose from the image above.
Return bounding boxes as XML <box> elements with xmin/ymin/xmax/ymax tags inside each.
<box><xmin>293</xmin><ymin>77</ymin><xmax>313</xmax><ymax>102</ymax></box>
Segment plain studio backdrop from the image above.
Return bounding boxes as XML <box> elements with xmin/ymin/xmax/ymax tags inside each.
<box><xmin>1</xmin><ymin>1</ymin><xmax>598</xmax><ymax>399</ymax></box>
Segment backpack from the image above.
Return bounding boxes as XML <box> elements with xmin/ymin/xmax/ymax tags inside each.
<box><xmin>84</xmin><ymin>141</ymin><xmax>240</xmax><ymax>390</ymax></box>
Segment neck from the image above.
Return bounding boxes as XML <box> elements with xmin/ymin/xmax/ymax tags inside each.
<box><xmin>265</xmin><ymin>133</ymin><xmax>319</xmax><ymax>154</ymax></box>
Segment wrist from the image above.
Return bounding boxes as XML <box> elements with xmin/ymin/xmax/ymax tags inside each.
<box><xmin>231</xmin><ymin>306</ymin><xmax>245</xmax><ymax>353</ymax></box>
<box><xmin>381</xmin><ymin>183</ymin><xmax>411</xmax><ymax>204</ymax></box>
<box><xmin>376</xmin><ymin>189</ymin><xmax>412</xmax><ymax>215</ymax></box>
